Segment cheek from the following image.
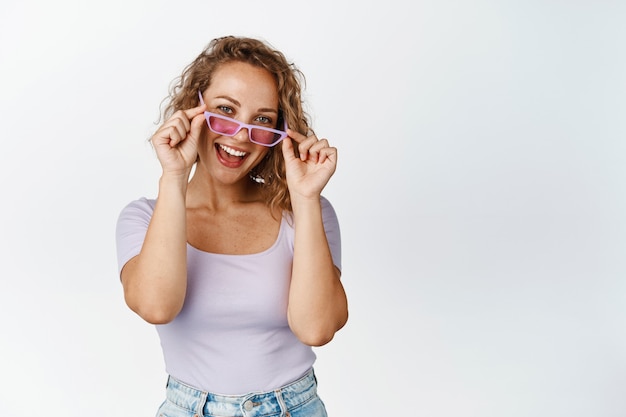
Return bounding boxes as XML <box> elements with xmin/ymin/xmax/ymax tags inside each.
<box><xmin>252</xmin><ymin>147</ymin><xmax>273</xmax><ymax>168</ymax></box>
<box><xmin>194</xmin><ymin>134</ymin><xmax>218</xmax><ymax>166</ymax></box>
<box><xmin>258</xmin><ymin>149</ymin><xmax>271</xmax><ymax>162</ymax></box>
<box><xmin>198</xmin><ymin>131</ymin><xmax>218</xmax><ymax>151</ymax></box>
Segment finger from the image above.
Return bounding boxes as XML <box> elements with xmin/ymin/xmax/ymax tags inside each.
<box><xmin>281</xmin><ymin>136</ymin><xmax>296</xmax><ymax>161</ymax></box>
<box><xmin>297</xmin><ymin>135</ymin><xmax>320</xmax><ymax>161</ymax></box>
<box><xmin>307</xmin><ymin>138</ymin><xmax>330</xmax><ymax>162</ymax></box>
<box><xmin>186</xmin><ymin>104</ymin><xmax>207</xmax><ymax>143</ymax></box>
<box><xmin>183</xmin><ymin>102</ymin><xmax>207</xmax><ymax>120</ymax></box>
<box><xmin>286</xmin><ymin>128</ymin><xmax>308</xmax><ymax>144</ymax></box>
<box><xmin>166</xmin><ymin>105</ymin><xmax>206</xmax><ymax>143</ymax></box>
<box><xmin>317</xmin><ymin>146</ymin><xmax>337</xmax><ymax>165</ymax></box>
<box><xmin>166</xmin><ymin>117</ymin><xmax>190</xmax><ymax>147</ymax></box>
<box><xmin>189</xmin><ymin>112</ymin><xmax>206</xmax><ymax>142</ymax></box>
<box><xmin>152</xmin><ymin>124</ymin><xmax>180</xmax><ymax>147</ymax></box>
<box><xmin>160</xmin><ymin>110</ymin><xmax>190</xmax><ymax>131</ymax></box>
<box><xmin>167</xmin><ymin>126</ymin><xmax>184</xmax><ymax>147</ymax></box>
<box><xmin>156</xmin><ymin>113</ymin><xmax>189</xmax><ymax>145</ymax></box>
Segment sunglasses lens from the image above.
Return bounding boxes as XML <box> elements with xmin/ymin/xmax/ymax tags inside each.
<box><xmin>208</xmin><ymin>116</ymin><xmax>239</xmax><ymax>135</ymax></box>
<box><xmin>251</xmin><ymin>128</ymin><xmax>282</xmax><ymax>145</ymax></box>
<box><xmin>207</xmin><ymin>113</ymin><xmax>284</xmax><ymax>146</ymax></box>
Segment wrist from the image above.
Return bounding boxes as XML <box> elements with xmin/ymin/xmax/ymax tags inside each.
<box><xmin>290</xmin><ymin>194</ymin><xmax>321</xmax><ymax>215</ymax></box>
<box><xmin>159</xmin><ymin>172</ymin><xmax>189</xmax><ymax>194</ymax></box>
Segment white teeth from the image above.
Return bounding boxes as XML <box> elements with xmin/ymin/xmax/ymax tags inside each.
<box><xmin>219</xmin><ymin>144</ymin><xmax>247</xmax><ymax>157</ymax></box>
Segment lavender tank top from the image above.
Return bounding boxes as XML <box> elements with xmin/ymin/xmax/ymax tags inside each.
<box><xmin>115</xmin><ymin>197</ymin><xmax>341</xmax><ymax>394</ymax></box>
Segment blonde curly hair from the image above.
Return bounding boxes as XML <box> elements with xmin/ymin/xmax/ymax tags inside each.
<box><xmin>161</xmin><ymin>35</ymin><xmax>310</xmax><ymax>213</ymax></box>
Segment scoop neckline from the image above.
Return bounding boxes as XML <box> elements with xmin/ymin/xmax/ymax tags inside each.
<box><xmin>186</xmin><ymin>215</ymin><xmax>287</xmax><ymax>257</ymax></box>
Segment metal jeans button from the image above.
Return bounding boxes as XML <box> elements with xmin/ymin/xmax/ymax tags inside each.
<box><xmin>243</xmin><ymin>400</ymin><xmax>254</xmax><ymax>411</ymax></box>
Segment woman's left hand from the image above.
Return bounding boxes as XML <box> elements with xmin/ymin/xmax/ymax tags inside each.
<box><xmin>282</xmin><ymin>129</ymin><xmax>337</xmax><ymax>200</ymax></box>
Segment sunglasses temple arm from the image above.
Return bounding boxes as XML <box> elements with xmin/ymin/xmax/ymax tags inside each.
<box><xmin>198</xmin><ymin>90</ymin><xmax>205</xmax><ymax>106</ymax></box>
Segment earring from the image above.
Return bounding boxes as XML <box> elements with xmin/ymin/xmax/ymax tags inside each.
<box><xmin>249</xmin><ymin>172</ymin><xmax>265</xmax><ymax>184</ymax></box>
<box><xmin>249</xmin><ymin>166</ymin><xmax>265</xmax><ymax>184</ymax></box>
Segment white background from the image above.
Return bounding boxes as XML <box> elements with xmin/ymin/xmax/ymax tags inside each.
<box><xmin>1</xmin><ymin>1</ymin><xmax>625</xmax><ymax>416</ymax></box>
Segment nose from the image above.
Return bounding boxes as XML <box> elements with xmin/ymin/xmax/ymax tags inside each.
<box><xmin>233</xmin><ymin>126</ymin><xmax>250</xmax><ymax>143</ymax></box>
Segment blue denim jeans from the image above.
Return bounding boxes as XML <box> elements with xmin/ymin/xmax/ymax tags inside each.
<box><xmin>155</xmin><ymin>369</ymin><xmax>328</xmax><ymax>417</ymax></box>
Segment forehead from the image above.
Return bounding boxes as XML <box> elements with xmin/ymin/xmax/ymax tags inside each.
<box><xmin>207</xmin><ymin>61</ymin><xmax>279</xmax><ymax>106</ymax></box>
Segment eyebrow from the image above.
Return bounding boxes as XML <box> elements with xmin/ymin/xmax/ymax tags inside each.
<box><xmin>215</xmin><ymin>95</ymin><xmax>278</xmax><ymax>114</ymax></box>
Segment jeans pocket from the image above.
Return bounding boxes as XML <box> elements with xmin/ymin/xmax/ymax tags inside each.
<box><xmin>156</xmin><ymin>399</ymin><xmax>198</xmax><ymax>417</ymax></box>
<box><xmin>288</xmin><ymin>395</ymin><xmax>328</xmax><ymax>417</ymax></box>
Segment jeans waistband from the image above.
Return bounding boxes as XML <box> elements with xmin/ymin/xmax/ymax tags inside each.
<box><xmin>164</xmin><ymin>369</ymin><xmax>318</xmax><ymax>416</ymax></box>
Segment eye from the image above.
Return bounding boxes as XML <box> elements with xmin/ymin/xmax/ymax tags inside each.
<box><xmin>255</xmin><ymin>115</ymin><xmax>272</xmax><ymax>125</ymax></box>
<box><xmin>216</xmin><ymin>105</ymin><xmax>234</xmax><ymax>115</ymax></box>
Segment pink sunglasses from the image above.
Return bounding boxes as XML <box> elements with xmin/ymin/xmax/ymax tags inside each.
<box><xmin>198</xmin><ymin>91</ymin><xmax>288</xmax><ymax>147</ymax></box>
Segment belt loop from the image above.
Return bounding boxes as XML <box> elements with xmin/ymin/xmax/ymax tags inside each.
<box><xmin>195</xmin><ymin>390</ymin><xmax>208</xmax><ymax>417</ymax></box>
<box><xmin>275</xmin><ymin>389</ymin><xmax>291</xmax><ymax>417</ymax></box>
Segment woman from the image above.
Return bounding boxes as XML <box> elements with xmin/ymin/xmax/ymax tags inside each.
<box><xmin>116</xmin><ymin>36</ymin><xmax>348</xmax><ymax>417</ymax></box>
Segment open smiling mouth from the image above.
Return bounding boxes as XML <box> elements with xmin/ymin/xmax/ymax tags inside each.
<box><xmin>217</xmin><ymin>144</ymin><xmax>247</xmax><ymax>159</ymax></box>
<box><xmin>215</xmin><ymin>144</ymin><xmax>250</xmax><ymax>168</ymax></box>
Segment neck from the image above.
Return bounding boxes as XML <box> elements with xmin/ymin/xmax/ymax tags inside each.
<box><xmin>186</xmin><ymin>169</ymin><xmax>262</xmax><ymax>211</ymax></box>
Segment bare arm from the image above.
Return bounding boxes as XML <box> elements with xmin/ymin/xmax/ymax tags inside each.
<box><xmin>289</xmin><ymin>197</ymin><xmax>348</xmax><ymax>346</ymax></box>
<box><xmin>121</xmin><ymin>105</ymin><xmax>206</xmax><ymax>324</ymax></box>
<box><xmin>121</xmin><ymin>175</ymin><xmax>189</xmax><ymax>324</ymax></box>
<box><xmin>282</xmin><ymin>131</ymin><xmax>348</xmax><ymax>346</ymax></box>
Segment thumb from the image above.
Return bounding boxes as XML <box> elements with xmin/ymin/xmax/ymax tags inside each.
<box><xmin>189</xmin><ymin>112</ymin><xmax>206</xmax><ymax>142</ymax></box>
<box><xmin>281</xmin><ymin>136</ymin><xmax>297</xmax><ymax>162</ymax></box>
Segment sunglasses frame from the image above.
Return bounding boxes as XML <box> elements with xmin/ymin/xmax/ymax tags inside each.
<box><xmin>198</xmin><ymin>90</ymin><xmax>288</xmax><ymax>147</ymax></box>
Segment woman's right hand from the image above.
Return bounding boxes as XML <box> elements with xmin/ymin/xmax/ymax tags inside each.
<box><xmin>151</xmin><ymin>104</ymin><xmax>207</xmax><ymax>177</ymax></box>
